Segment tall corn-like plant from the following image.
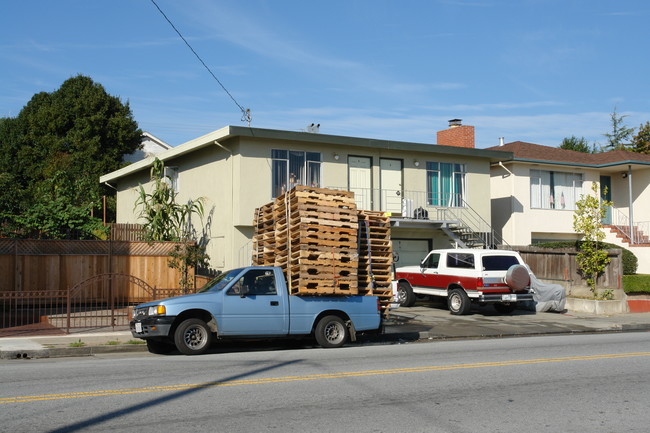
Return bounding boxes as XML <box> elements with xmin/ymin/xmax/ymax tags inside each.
<box><xmin>134</xmin><ymin>158</ymin><xmax>208</xmax><ymax>291</ymax></box>
<box><xmin>573</xmin><ymin>182</ymin><xmax>612</xmax><ymax>298</ymax></box>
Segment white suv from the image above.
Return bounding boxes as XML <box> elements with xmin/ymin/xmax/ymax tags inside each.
<box><xmin>394</xmin><ymin>249</ymin><xmax>533</xmax><ymax>315</ymax></box>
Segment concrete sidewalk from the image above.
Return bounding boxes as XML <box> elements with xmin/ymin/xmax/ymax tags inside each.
<box><xmin>2</xmin><ymin>304</ymin><xmax>650</xmax><ymax>359</ymax></box>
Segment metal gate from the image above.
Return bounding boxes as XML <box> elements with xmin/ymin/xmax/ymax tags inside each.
<box><xmin>60</xmin><ymin>273</ymin><xmax>155</xmax><ymax>333</ymax></box>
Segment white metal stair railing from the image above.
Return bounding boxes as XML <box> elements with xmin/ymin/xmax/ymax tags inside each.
<box><xmin>610</xmin><ymin>206</ymin><xmax>650</xmax><ymax>245</ymax></box>
<box><xmin>324</xmin><ymin>187</ymin><xmax>507</xmax><ymax>248</ymax></box>
<box><xmin>440</xmin><ymin>195</ymin><xmax>508</xmax><ymax>249</ymax></box>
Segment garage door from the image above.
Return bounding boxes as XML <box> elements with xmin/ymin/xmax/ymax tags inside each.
<box><xmin>393</xmin><ymin>239</ymin><xmax>430</xmax><ymax>267</ymax></box>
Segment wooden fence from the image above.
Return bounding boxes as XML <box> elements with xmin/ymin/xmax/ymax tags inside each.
<box><xmin>0</xmin><ymin>239</ymin><xmax>194</xmax><ymax>296</ymax></box>
<box><xmin>0</xmin><ymin>239</ymin><xmax>215</xmax><ymax>335</ymax></box>
<box><xmin>503</xmin><ymin>245</ymin><xmax>623</xmax><ymax>291</ymax></box>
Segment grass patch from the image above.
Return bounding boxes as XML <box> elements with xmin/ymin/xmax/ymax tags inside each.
<box><xmin>69</xmin><ymin>340</ymin><xmax>85</xmax><ymax>348</ymax></box>
<box><xmin>125</xmin><ymin>339</ymin><xmax>146</xmax><ymax>345</ymax></box>
<box><xmin>623</xmin><ymin>274</ymin><xmax>650</xmax><ymax>294</ymax></box>
<box><xmin>105</xmin><ymin>340</ymin><xmax>121</xmax><ymax>346</ymax></box>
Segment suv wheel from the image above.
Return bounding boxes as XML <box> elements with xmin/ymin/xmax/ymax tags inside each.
<box><xmin>397</xmin><ymin>282</ymin><xmax>416</xmax><ymax>307</ymax></box>
<box><xmin>448</xmin><ymin>288</ymin><xmax>471</xmax><ymax>315</ymax></box>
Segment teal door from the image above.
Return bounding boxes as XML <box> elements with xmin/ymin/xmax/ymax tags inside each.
<box><xmin>600</xmin><ymin>176</ymin><xmax>612</xmax><ymax>224</ymax></box>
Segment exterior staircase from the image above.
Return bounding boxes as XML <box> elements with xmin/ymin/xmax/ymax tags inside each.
<box><xmin>440</xmin><ymin>203</ymin><xmax>506</xmax><ymax>249</ymax></box>
<box><xmin>605</xmin><ymin>225</ymin><xmax>650</xmax><ymax>246</ymax></box>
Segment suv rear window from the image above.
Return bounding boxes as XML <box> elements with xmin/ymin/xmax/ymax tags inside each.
<box><xmin>482</xmin><ymin>255</ymin><xmax>519</xmax><ymax>271</ymax></box>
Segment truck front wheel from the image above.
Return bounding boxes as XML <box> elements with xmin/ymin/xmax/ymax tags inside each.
<box><xmin>448</xmin><ymin>288</ymin><xmax>471</xmax><ymax>315</ymax></box>
<box><xmin>397</xmin><ymin>282</ymin><xmax>416</xmax><ymax>307</ymax></box>
<box><xmin>174</xmin><ymin>318</ymin><xmax>213</xmax><ymax>355</ymax></box>
<box><xmin>315</xmin><ymin>315</ymin><xmax>348</xmax><ymax>348</ymax></box>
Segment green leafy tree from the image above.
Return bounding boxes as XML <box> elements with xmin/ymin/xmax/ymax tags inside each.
<box><xmin>631</xmin><ymin>121</ymin><xmax>650</xmax><ymax>154</ymax></box>
<box><xmin>603</xmin><ymin>108</ymin><xmax>635</xmax><ymax>151</ymax></box>
<box><xmin>135</xmin><ymin>158</ymin><xmax>209</xmax><ymax>291</ymax></box>
<box><xmin>573</xmin><ymin>183</ymin><xmax>613</xmax><ymax>298</ymax></box>
<box><xmin>560</xmin><ymin>136</ymin><xmax>593</xmax><ymax>153</ymax></box>
<box><xmin>0</xmin><ymin>75</ymin><xmax>142</xmax><ymax>238</ymax></box>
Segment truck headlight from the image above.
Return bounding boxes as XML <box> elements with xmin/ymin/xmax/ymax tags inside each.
<box><xmin>148</xmin><ymin>305</ymin><xmax>166</xmax><ymax>316</ymax></box>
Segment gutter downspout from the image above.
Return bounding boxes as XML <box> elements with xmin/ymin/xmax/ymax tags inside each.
<box><xmin>498</xmin><ymin>161</ymin><xmax>514</xmax><ymax>176</ymax></box>
<box><xmin>628</xmin><ymin>165</ymin><xmax>634</xmax><ymax>244</ymax></box>
<box><xmin>215</xmin><ymin>139</ymin><xmax>234</xmax><ymax>267</ymax></box>
<box><xmin>214</xmin><ymin>140</ymin><xmax>232</xmax><ymax>155</ymax></box>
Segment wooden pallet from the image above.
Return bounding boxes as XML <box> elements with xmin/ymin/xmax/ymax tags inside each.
<box><xmin>254</xmin><ymin>188</ymin><xmax>398</xmax><ymax>309</ymax></box>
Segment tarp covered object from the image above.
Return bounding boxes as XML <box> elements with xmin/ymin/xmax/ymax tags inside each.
<box><xmin>522</xmin><ymin>271</ymin><xmax>567</xmax><ymax>313</ymax></box>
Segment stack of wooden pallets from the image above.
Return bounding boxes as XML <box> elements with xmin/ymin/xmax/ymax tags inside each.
<box><xmin>253</xmin><ymin>186</ymin><xmax>394</xmax><ymax>314</ymax></box>
<box><xmin>357</xmin><ymin>210</ymin><xmax>394</xmax><ymax>315</ymax></box>
<box><xmin>252</xmin><ymin>202</ymin><xmax>275</xmax><ymax>267</ymax></box>
<box><xmin>277</xmin><ymin>186</ymin><xmax>359</xmax><ymax>295</ymax></box>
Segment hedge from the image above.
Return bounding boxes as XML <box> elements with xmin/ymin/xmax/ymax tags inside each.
<box><xmin>622</xmin><ymin>275</ymin><xmax>650</xmax><ymax>294</ymax></box>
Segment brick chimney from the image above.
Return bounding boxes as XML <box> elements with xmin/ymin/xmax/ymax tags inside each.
<box><xmin>437</xmin><ymin>119</ymin><xmax>475</xmax><ymax>148</ymax></box>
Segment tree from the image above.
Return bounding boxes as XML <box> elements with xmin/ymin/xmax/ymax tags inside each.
<box><xmin>603</xmin><ymin>108</ymin><xmax>635</xmax><ymax>151</ymax></box>
<box><xmin>0</xmin><ymin>75</ymin><xmax>142</xmax><ymax>238</ymax></box>
<box><xmin>560</xmin><ymin>136</ymin><xmax>593</xmax><ymax>153</ymax></box>
<box><xmin>631</xmin><ymin>121</ymin><xmax>650</xmax><ymax>154</ymax></box>
<box><xmin>135</xmin><ymin>158</ymin><xmax>209</xmax><ymax>291</ymax></box>
<box><xmin>573</xmin><ymin>182</ymin><xmax>613</xmax><ymax>299</ymax></box>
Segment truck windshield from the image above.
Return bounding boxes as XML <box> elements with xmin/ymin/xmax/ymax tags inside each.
<box><xmin>482</xmin><ymin>256</ymin><xmax>519</xmax><ymax>271</ymax></box>
<box><xmin>198</xmin><ymin>268</ymin><xmax>244</xmax><ymax>293</ymax></box>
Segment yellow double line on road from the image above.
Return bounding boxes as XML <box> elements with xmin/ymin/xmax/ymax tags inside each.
<box><xmin>3</xmin><ymin>351</ymin><xmax>650</xmax><ymax>404</ymax></box>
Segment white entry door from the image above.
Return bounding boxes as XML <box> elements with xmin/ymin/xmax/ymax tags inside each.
<box><xmin>349</xmin><ymin>156</ymin><xmax>372</xmax><ymax>210</ymax></box>
<box><xmin>380</xmin><ymin>159</ymin><xmax>402</xmax><ymax>214</ymax></box>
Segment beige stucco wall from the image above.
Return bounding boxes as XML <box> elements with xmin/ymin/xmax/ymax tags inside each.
<box><xmin>112</xmin><ymin>132</ymin><xmax>498</xmax><ymax>272</ymax></box>
<box><xmin>491</xmin><ymin>162</ymin><xmax>600</xmax><ymax>245</ymax></box>
<box><xmin>492</xmin><ymin>162</ymin><xmax>650</xmax><ymax>249</ymax></box>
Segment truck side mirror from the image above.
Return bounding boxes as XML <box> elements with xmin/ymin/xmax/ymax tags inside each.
<box><xmin>240</xmin><ymin>285</ymin><xmax>249</xmax><ymax>298</ymax></box>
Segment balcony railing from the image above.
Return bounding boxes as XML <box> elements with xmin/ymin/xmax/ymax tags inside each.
<box><xmin>330</xmin><ymin>187</ymin><xmax>506</xmax><ymax>248</ymax></box>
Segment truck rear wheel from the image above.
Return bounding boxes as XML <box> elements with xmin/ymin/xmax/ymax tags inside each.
<box><xmin>397</xmin><ymin>282</ymin><xmax>416</xmax><ymax>307</ymax></box>
<box><xmin>448</xmin><ymin>288</ymin><xmax>471</xmax><ymax>315</ymax></box>
<box><xmin>315</xmin><ymin>315</ymin><xmax>348</xmax><ymax>348</ymax></box>
<box><xmin>174</xmin><ymin>318</ymin><xmax>212</xmax><ymax>355</ymax></box>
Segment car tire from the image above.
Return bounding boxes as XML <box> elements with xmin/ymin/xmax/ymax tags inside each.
<box><xmin>174</xmin><ymin>318</ymin><xmax>213</xmax><ymax>355</ymax></box>
<box><xmin>397</xmin><ymin>282</ymin><xmax>416</xmax><ymax>307</ymax></box>
<box><xmin>448</xmin><ymin>288</ymin><xmax>471</xmax><ymax>315</ymax></box>
<box><xmin>494</xmin><ymin>302</ymin><xmax>517</xmax><ymax>314</ymax></box>
<box><xmin>146</xmin><ymin>339</ymin><xmax>175</xmax><ymax>354</ymax></box>
<box><xmin>314</xmin><ymin>315</ymin><xmax>348</xmax><ymax>348</ymax></box>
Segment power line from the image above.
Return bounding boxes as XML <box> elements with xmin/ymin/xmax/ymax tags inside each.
<box><xmin>149</xmin><ymin>0</ymin><xmax>251</xmax><ymax>126</ymax></box>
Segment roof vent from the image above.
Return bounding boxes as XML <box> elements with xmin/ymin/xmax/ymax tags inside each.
<box><xmin>448</xmin><ymin>119</ymin><xmax>462</xmax><ymax>128</ymax></box>
<box><xmin>306</xmin><ymin>123</ymin><xmax>320</xmax><ymax>133</ymax></box>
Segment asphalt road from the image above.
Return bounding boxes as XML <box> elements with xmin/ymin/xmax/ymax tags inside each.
<box><xmin>2</xmin><ymin>333</ymin><xmax>650</xmax><ymax>432</ymax></box>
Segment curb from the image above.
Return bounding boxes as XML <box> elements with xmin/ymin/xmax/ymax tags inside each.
<box><xmin>3</xmin><ymin>323</ymin><xmax>650</xmax><ymax>360</ymax></box>
<box><xmin>0</xmin><ymin>344</ymin><xmax>148</xmax><ymax>360</ymax></box>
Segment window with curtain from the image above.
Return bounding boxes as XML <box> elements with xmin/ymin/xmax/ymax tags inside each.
<box><xmin>426</xmin><ymin>162</ymin><xmax>466</xmax><ymax>207</ymax></box>
<box><xmin>272</xmin><ymin>150</ymin><xmax>322</xmax><ymax>197</ymax></box>
<box><xmin>530</xmin><ymin>169</ymin><xmax>582</xmax><ymax>210</ymax></box>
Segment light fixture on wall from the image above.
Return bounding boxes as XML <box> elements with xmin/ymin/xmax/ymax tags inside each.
<box><xmin>333</xmin><ymin>153</ymin><xmax>340</xmax><ymax>160</ymax></box>
<box><xmin>622</xmin><ymin>172</ymin><xmax>628</xmax><ymax>178</ymax></box>
<box><xmin>414</xmin><ymin>159</ymin><xmax>420</xmax><ymax>167</ymax></box>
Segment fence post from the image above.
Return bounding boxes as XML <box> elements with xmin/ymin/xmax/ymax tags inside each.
<box><xmin>66</xmin><ymin>288</ymin><xmax>71</xmax><ymax>334</ymax></box>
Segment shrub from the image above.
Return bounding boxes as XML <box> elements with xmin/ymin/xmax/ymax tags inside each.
<box><xmin>622</xmin><ymin>275</ymin><xmax>650</xmax><ymax>294</ymax></box>
<box><xmin>533</xmin><ymin>241</ymin><xmax>638</xmax><ymax>275</ymax></box>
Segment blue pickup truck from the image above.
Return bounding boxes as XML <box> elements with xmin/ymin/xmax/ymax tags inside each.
<box><xmin>130</xmin><ymin>266</ymin><xmax>383</xmax><ymax>355</ymax></box>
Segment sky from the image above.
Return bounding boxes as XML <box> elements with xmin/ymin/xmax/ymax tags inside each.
<box><xmin>2</xmin><ymin>0</ymin><xmax>649</xmax><ymax>149</ymax></box>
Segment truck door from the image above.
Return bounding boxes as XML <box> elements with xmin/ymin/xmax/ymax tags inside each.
<box><xmin>411</xmin><ymin>252</ymin><xmax>444</xmax><ymax>288</ymax></box>
<box><xmin>220</xmin><ymin>269</ymin><xmax>289</xmax><ymax>335</ymax></box>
